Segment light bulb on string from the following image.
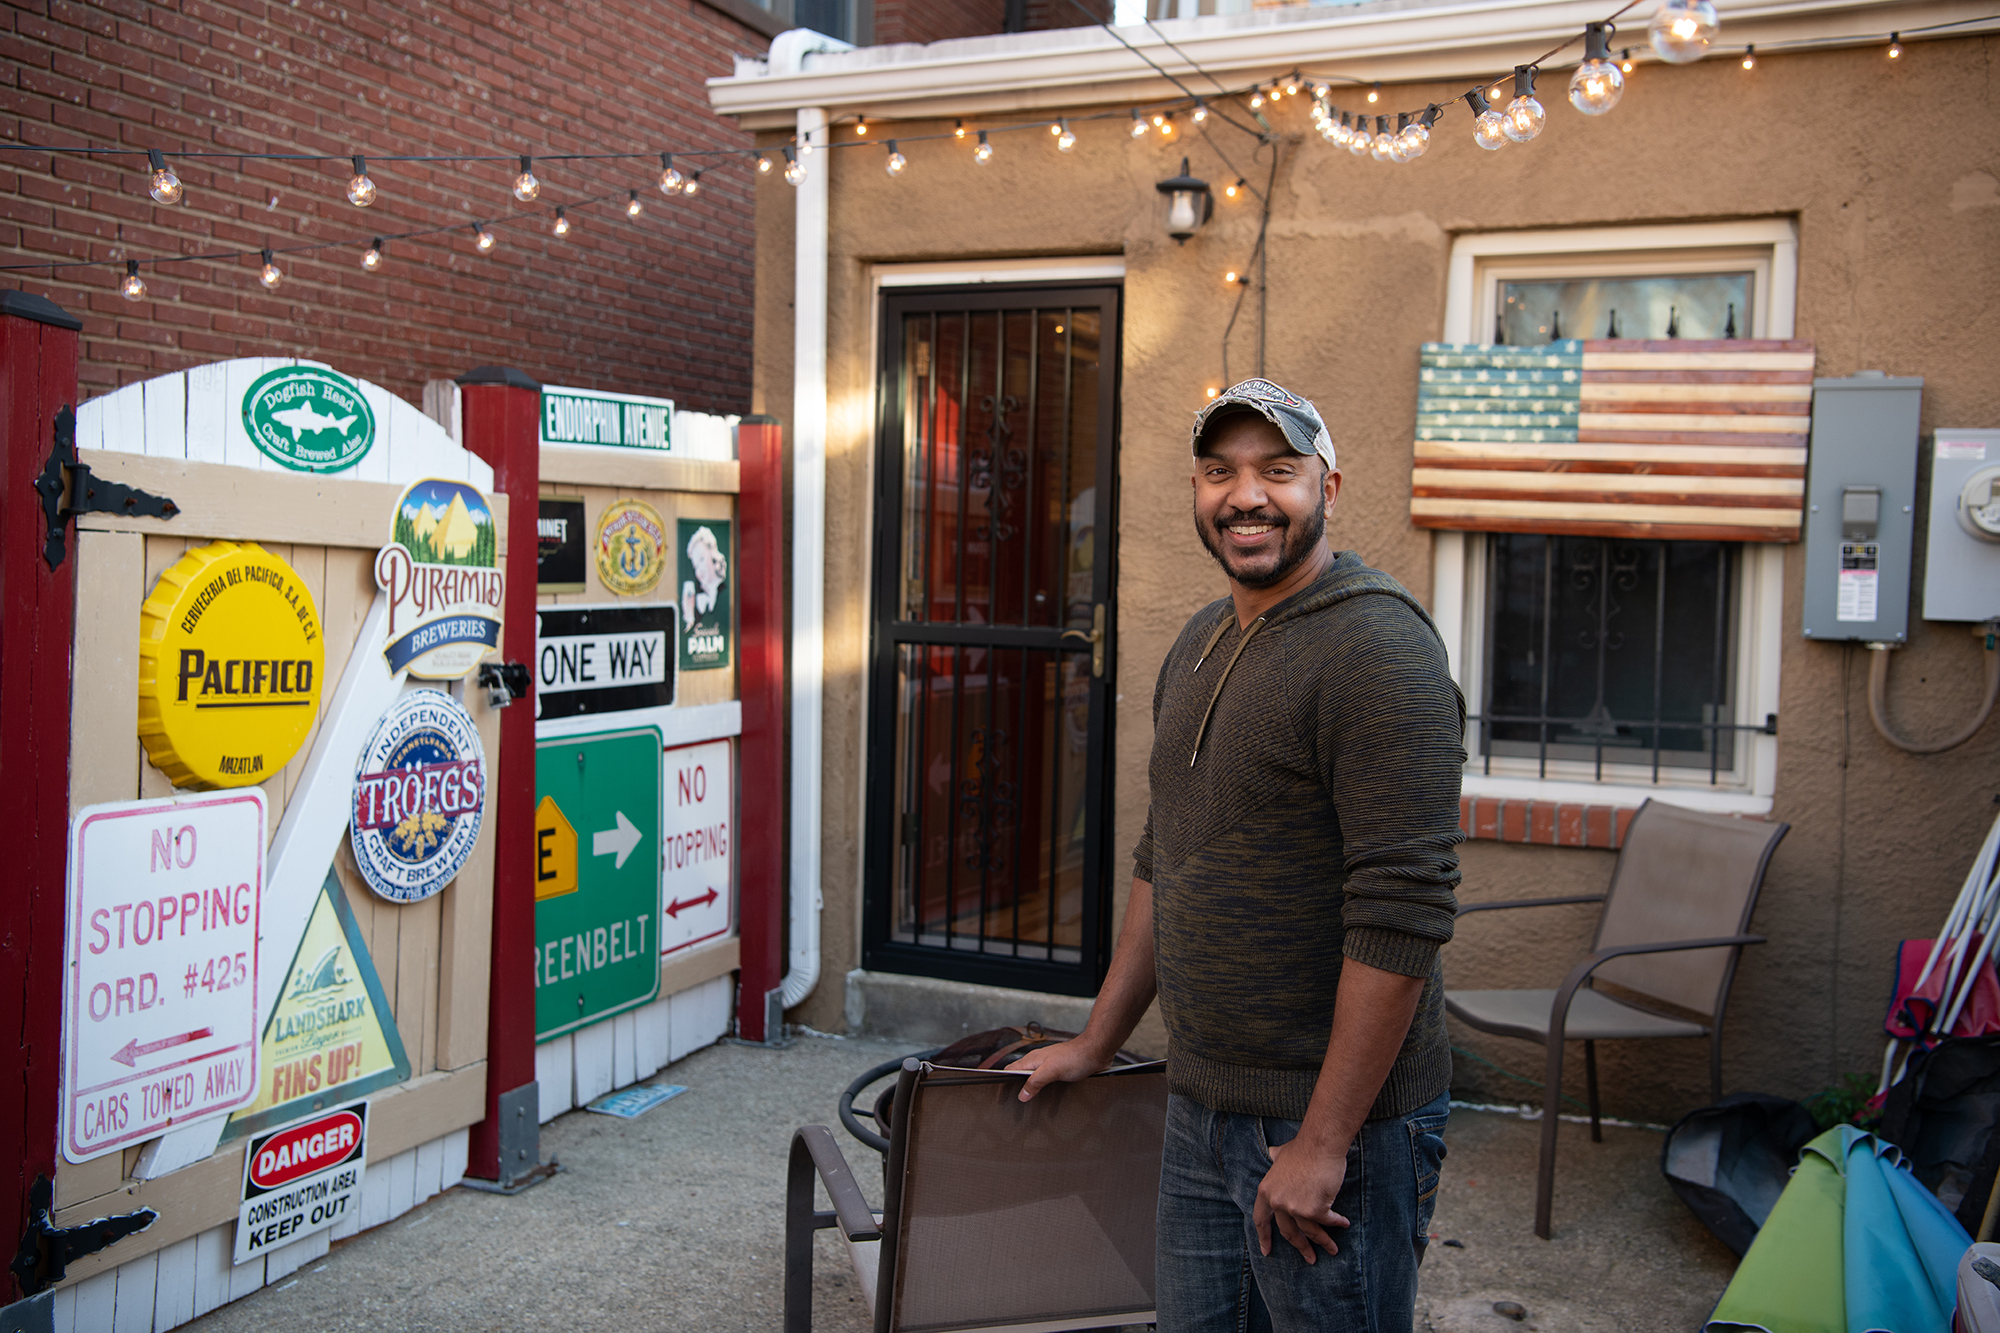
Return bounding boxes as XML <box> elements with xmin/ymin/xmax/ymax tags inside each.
<box><xmin>797</xmin><ymin>132</ymin><xmax>812</xmax><ymax>158</ymax></box>
<box><xmin>660</xmin><ymin>153</ymin><xmax>685</xmax><ymax>194</ymax></box>
<box><xmin>1368</xmin><ymin>82</ymin><xmax>1381</xmax><ymax>104</ymax></box>
<box><xmin>1310</xmin><ymin>98</ymin><xmax>1328</xmax><ymax>124</ymax></box>
<box><xmin>1206</xmin><ymin>387</ymin><xmax>1219</xmax><ymax>399</ymax></box>
<box><xmin>1347</xmin><ymin>113</ymin><xmax>1372</xmax><ymax>156</ymax></box>
<box><xmin>1311</xmin><ymin>82</ymin><xmax>1330</xmax><ymax>99</ymax></box>
<box><xmin>1569</xmin><ymin>23</ymin><xmax>1625</xmax><ymax>114</ymax></box>
<box><xmin>885</xmin><ymin>140</ymin><xmax>907</xmax><ymax>176</ymax></box>
<box><xmin>1501</xmin><ymin>65</ymin><xmax>1547</xmax><ymax>142</ymax></box>
<box><xmin>1224</xmin><ymin>270</ymin><xmax>1240</xmax><ymax>284</ymax></box>
<box><xmin>783</xmin><ymin>147</ymin><xmax>805</xmax><ymax>185</ymax></box>
<box><xmin>683</xmin><ymin>172</ymin><xmax>702</xmax><ymax>197</ymax></box>
<box><xmin>258</xmin><ymin>248</ymin><xmax>283</xmax><ymax>290</ymax></box>
<box><xmin>757</xmin><ymin>154</ymin><xmax>773</xmax><ymax>175</ymax></box>
<box><xmin>1888</xmin><ymin>32</ymin><xmax>1902</xmax><ymax>57</ymax></box>
<box><xmin>1387</xmin><ymin>115</ymin><xmax>1413</xmax><ymax>163</ymax></box>
<box><xmin>146</xmin><ymin>149</ymin><xmax>182</xmax><ymax>204</ymax></box>
<box><xmin>1370</xmin><ymin>116</ymin><xmax>1396</xmax><ymax>162</ymax></box>
<box><xmin>346</xmin><ymin>154</ymin><xmax>376</xmax><ymax>206</ymax></box>
<box><xmin>855</xmin><ymin>116</ymin><xmax>868</xmax><ymax>136</ymax></box>
<box><xmin>1248</xmin><ymin>87</ymin><xmax>1265</xmax><ymax>109</ymax></box>
<box><xmin>1284</xmin><ymin>76</ymin><xmax>1300</xmax><ymax>96</ymax></box>
<box><xmin>120</xmin><ymin>260</ymin><xmax>146</xmax><ymax>301</ymax></box>
<box><xmin>1740</xmin><ymin>44</ymin><xmax>1756</xmax><ymax>69</ymax></box>
<box><xmin>362</xmin><ymin>238</ymin><xmax>384</xmax><ymax>270</ymax></box>
<box><xmin>1621</xmin><ymin>48</ymin><xmax>1636</xmax><ymax>72</ymax></box>
<box><xmin>1130</xmin><ymin>110</ymin><xmax>1148</xmax><ymax>139</ymax></box>
<box><xmin>512</xmin><ymin>155</ymin><xmax>540</xmax><ymax>201</ymax></box>
<box><xmin>1224</xmin><ymin>177</ymin><xmax>1244</xmax><ymax>199</ymax></box>
<box><xmin>1399</xmin><ymin>107</ymin><xmax>1435</xmax><ymax>160</ymax></box>
<box><xmin>1160</xmin><ymin>113</ymin><xmax>1174</xmax><ymax>137</ymax></box>
<box><xmin>1647</xmin><ymin>0</ymin><xmax>1718</xmax><ymax>64</ymax></box>
<box><xmin>1056</xmin><ymin>120</ymin><xmax>1076</xmax><ymax>152</ymax></box>
<box><xmin>954</xmin><ymin>119</ymin><xmax>967</xmax><ymax>138</ymax></box>
<box><xmin>1192</xmin><ymin>101</ymin><xmax>1208</xmax><ymax>123</ymax></box>
<box><xmin>1468</xmin><ymin>88</ymin><xmax>1509</xmax><ymax>150</ymax></box>
<box><xmin>627</xmin><ymin>190</ymin><xmax>643</xmax><ymax>217</ymax></box>
<box><xmin>974</xmin><ymin>131</ymin><xmax>994</xmax><ymax>164</ymax></box>
<box><xmin>474</xmin><ymin>223</ymin><xmax>496</xmax><ymax>251</ymax></box>
<box><xmin>1152</xmin><ymin>112</ymin><xmax>1166</xmax><ymax>128</ymax></box>
<box><xmin>553</xmin><ymin>205</ymin><xmax>571</xmax><ymax>235</ymax></box>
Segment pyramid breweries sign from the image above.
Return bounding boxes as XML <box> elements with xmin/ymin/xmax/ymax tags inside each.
<box><xmin>242</xmin><ymin>366</ymin><xmax>375</xmax><ymax>473</ymax></box>
<box><xmin>375</xmin><ymin>477</ymin><xmax>505</xmax><ymax>679</ymax></box>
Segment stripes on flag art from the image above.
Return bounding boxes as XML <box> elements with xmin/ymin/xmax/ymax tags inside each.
<box><xmin>1411</xmin><ymin>338</ymin><xmax>1815</xmax><ymax>542</ymax></box>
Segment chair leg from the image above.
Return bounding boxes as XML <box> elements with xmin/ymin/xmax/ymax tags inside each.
<box><xmin>785</xmin><ymin>1135</ymin><xmax>817</xmax><ymax>1333</ymax></box>
<box><xmin>1584</xmin><ymin>1040</ymin><xmax>1602</xmax><ymax>1144</ymax></box>
<box><xmin>1536</xmin><ymin>1036</ymin><xmax>1566</xmax><ymax>1240</ymax></box>
<box><xmin>1710</xmin><ymin>1029</ymin><xmax>1723</xmax><ymax>1103</ymax></box>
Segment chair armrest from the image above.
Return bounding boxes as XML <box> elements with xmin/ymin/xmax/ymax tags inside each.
<box><xmin>1456</xmin><ymin>894</ymin><xmax>1606</xmax><ymax>917</ymax></box>
<box><xmin>791</xmin><ymin>1126</ymin><xmax>883</xmax><ymax>1243</ymax></box>
<box><xmin>1547</xmin><ymin>935</ymin><xmax>1767</xmax><ymax>1033</ymax></box>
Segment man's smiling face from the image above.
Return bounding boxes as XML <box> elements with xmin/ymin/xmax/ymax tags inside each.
<box><xmin>1192</xmin><ymin>412</ymin><xmax>1341</xmax><ymax>589</ymax></box>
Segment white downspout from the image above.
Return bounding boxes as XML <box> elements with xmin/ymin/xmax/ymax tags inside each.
<box><xmin>782</xmin><ymin>103</ymin><xmax>829</xmax><ymax>1009</ymax></box>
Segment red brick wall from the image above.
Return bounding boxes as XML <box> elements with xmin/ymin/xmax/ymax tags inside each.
<box><xmin>871</xmin><ymin>0</ymin><xmax>1110</xmax><ymax>46</ymax></box>
<box><xmin>1</xmin><ymin>0</ymin><xmax>769</xmax><ymax>413</ymax></box>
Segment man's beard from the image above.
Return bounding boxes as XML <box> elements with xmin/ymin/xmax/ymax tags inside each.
<box><xmin>1196</xmin><ymin>500</ymin><xmax>1326</xmax><ymax>589</ymax></box>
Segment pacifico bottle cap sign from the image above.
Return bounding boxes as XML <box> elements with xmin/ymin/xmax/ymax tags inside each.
<box><xmin>350</xmin><ymin>689</ymin><xmax>487</xmax><ymax>903</ymax></box>
<box><xmin>138</xmin><ymin>541</ymin><xmax>324</xmax><ymax>789</ymax></box>
<box><xmin>242</xmin><ymin>366</ymin><xmax>376</xmax><ymax>473</ymax></box>
<box><xmin>375</xmin><ymin>477</ymin><xmax>505</xmax><ymax>680</ymax></box>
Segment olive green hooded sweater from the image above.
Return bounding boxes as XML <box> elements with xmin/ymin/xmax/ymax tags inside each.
<box><xmin>1132</xmin><ymin>552</ymin><xmax>1464</xmax><ymax>1122</ymax></box>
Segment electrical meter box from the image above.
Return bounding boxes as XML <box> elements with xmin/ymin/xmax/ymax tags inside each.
<box><xmin>1923</xmin><ymin>429</ymin><xmax>2000</xmax><ymax>623</ymax></box>
<box><xmin>1802</xmin><ymin>374</ymin><xmax>1922</xmax><ymax>643</ymax></box>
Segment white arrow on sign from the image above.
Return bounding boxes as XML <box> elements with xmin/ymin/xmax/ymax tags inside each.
<box><xmin>593</xmin><ymin>810</ymin><xmax>642</xmax><ymax>870</ymax></box>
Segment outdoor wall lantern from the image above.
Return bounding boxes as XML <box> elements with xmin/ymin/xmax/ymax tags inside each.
<box><xmin>1156</xmin><ymin>158</ymin><xmax>1214</xmax><ymax>244</ymax></box>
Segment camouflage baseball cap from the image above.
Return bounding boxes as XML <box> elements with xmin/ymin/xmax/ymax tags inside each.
<box><xmin>1192</xmin><ymin>378</ymin><xmax>1336</xmax><ymax>472</ymax></box>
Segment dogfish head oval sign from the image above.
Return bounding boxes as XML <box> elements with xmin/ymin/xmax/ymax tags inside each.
<box><xmin>137</xmin><ymin>540</ymin><xmax>324</xmax><ymax>789</ymax></box>
<box><xmin>350</xmin><ymin>689</ymin><xmax>487</xmax><ymax>903</ymax></box>
<box><xmin>249</xmin><ymin>1107</ymin><xmax>364</xmax><ymax>1190</ymax></box>
<box><xmin>242</xmin><ymin>366</ymin><xmax>376</xmax><ymax>473</ymax></box>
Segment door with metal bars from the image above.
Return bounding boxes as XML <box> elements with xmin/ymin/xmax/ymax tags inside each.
<box><xmin>863</xmin><ymin>285</ymin><xmax>1120</xmax><ymax>995</ymax></box>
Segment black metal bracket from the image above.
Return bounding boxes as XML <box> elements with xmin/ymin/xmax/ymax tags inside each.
<box><xmin>477</xmin><ymin>660</ymin><xmax>531</xmax><ymax>709</ymax></box>
<box><xmin>33</xmin><ymin>406</ymin><xmax>180</xmax><ymax>570</ymax></box>
<box><xmin>9</xmin><ymin>1175</ymin><xmax>157</xmax><ymax>1297</ymax></box>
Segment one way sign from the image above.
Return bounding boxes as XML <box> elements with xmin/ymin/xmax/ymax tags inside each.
<box><xmin>535</xmin><ymin>605</ymin><xmax>677</xmax><ymax>720</ymax></box>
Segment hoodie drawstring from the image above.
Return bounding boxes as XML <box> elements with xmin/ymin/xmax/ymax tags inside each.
<box><xmin>1190</xmin><ymin>614</ymin><xmax>1266</xmax><ymax>767</ymax></box>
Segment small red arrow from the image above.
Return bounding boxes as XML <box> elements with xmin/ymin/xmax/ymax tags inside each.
<box><xmin>110</xmin><ymin>1028</ymin><xmax>213</xmax><ymax>1068</ymax></box>
<box><xmin>665</xmin><ymin>889</ymin><xmax>718</xmax><ymax>918</ymax></box>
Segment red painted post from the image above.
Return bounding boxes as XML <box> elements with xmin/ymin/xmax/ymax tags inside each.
<box><xmin>0</xmin><ymin>291</ymin><xmax>80</xmax><ymax>1294</ymax></box>
<box><xmin>457</xmin><ymin>367</ymin><xmax>541</xmax><ymax>1181</ymax></box>
<box><xmin>735</xmin><ymin>416</ymin><xmax>787</xmax><ymax>1042</ymax></box>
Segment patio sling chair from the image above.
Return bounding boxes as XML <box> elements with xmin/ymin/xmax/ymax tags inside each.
<box><xmin>1444</xmin><ymin>798</ymin><xmax>1789</xmax><ymax>1239</ymax></box>
<box><xmin>785</xmin><ymin>1057</ymin><xmax>1167</xmax><ymax>1333</ymax></box>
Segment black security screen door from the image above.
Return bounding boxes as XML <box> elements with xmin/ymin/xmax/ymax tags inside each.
<box><xmin>864</xmin><ymin>285</ymin><xmax>1121</xmax><ymax>995</ymax></box>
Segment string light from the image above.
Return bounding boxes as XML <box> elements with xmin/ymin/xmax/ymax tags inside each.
<box><xmin>120</xmin><ymin>259</ymin><xmax>145</xmax><ymax>301</ymax></box>
<box><xmin>955</xmin><ymin>119</ymin><xmax>967</xmax><ymax>138</ymax></box>
<box><xmin>553</xmin><ymin>205</ymin><xmax>571</xmax><ymax>235</ymax></box>
<box><xmin>1224</xmin><ymin>177</ymin><xmax>1245</xmax><ymax>198</ymax></box>
<box><xmin>1056</xmin><ymin>120</ymin><xmax>1077</xmax><ymax>152</ymax></box>
<box><xmin>1224</xmin><ymin>269</ymin><xmax>1240</xmax><ymax>284</ymax></box>
<box><xmin>659</xmin><ymin>152</ymin><xmax>684</xmax><ymax>194</ymax></box>
<box><xmin>783</xmin><ymin>147</ymin><xmax>805</xmax><ymax>185</ymax></box>
<box><xmin>1502</xmin><ymin>66</ymin><xmax>1547</xmax><ymax>142</ymax></box>
<box><xmin>797</xmin><ymin>133</ymin><xmax>812</xmax><ymax>158</ymax></box>
<box><xmin>258</xmin><ymin>248</ymin><xmax>283</xmax><ymax>289</ymax></box>
<box><xmin>1160</xmin><ymin>112</ymin><xmax>1175</xmax><ymax>137</ymax></box>
<box><xmin>362</xmin><ymin>238</ymin><xmax>384</xmax><ymax>270</ymax></box>
<box><xmin>346</xmin><ymin>154</ymin><xmax>376</xmax><ymax>206</ymax></box>
<box><xmin>1130</xmin><ymin>110</ymin><xmax>1148</xmax><ymax>139</ymax></box>
<box><xmin>474</xmin><ymin>223</ymin><xmax>495</xmax><ymax>251</ymax></box>
<box><xmin>885</xmin><ymin>140</ymin><xmax>907</xmax><ymax>176</ymax></box>
<box><xmin>1347</xmin><ymin>114</ymin><xmax>1371</xmax><ymax>157</ymax></box>
<box><xmin>1741</xmin><ymin>44</ymin><xmax>1756</xmax><ymax>69</ymax></box>
<box><xmin>146</xmin><ymin>149</ymin><xmax>182</xmax><ymax>204</ymax></box>
<box><xmin>683</xmin><ymin>172</ymin><xmax>701</xmax><ymax>197</ymax></box>
<box><xmin>1621</xmin><ymin>48</ymin><xmax>1636</xmax><ymax>72</ymax></box>
<box><xmin>855</xmin><ymin>117</ymin><xmax>868</xmax><ymax>136</ymax></box>
<box><xmin>1248</xmin><ymin>87</ymin><xmax>1265</xmax><ymax>109</ymax></box>
<box><xmin>1152</xmin><ymin>112</ymin><xmax>1166</xmax><ymax>128</ymax></box>
<box><xmin>626</xmin><ymin>190</ymin><xmax>643</xmax><ymax>217</ymax></box>
<box><xmin>757</xmin><ymin>154</ymin><xmax>773</xmax><ymax>175</ymax></box>
<box><xmin>1370</xmin><ymin>116</ymin><xmax>1396</xmax><ymax>162</ymax></box>
<box><xmin>1468</xmin><ymin>88</ymin><xmax>1509</xmax><ymax>150</ymax></box>
<box><xmin>1399</xmin><ymin>107</ymin><xmax>1435</xmax><ymax>160</ymax></box>
<box><xmin>1206</xmin><ymin>386</ymin><xmax>1220</xmax><ymax>399</ymax></box>
<box><xmin>1331</xmin><ymin>112</ymin><xmax>1354</xmax><ymax>148</ymax></box>
<box><xmin>1192</xmin><ymin>101</ymin><xmax>1208</xmax><ymax>123</ymax></box>
<box><xmin>512</xmin><ymin>154</ymin><xmax>540</xmax><ymax>202</ymax></box>
<box><xmin>1888</xmin><ymin>32</ymin><xmax>1902</xmax><ymax>57</ymax></box>
<box><xmin>1284</xmin><ymin>76</ymin><xmax>1300</xmax><ymax>96</ymax></box>
<box><xmin>1311</xmin><ymin>83</ymin><xmax>1330</xmax><ymax>99</ymax></box>
<box><xmin>1368</xmin><ymin>82</ymin><xmax>1381</xmax><ymax>104</ymax></box>
<box><xmin>974</xmin><ymin>131</ymin><xmax>994</xmax><ymax>164</ymax></box>
<box><xmin>1648</xmin><ymin>0</ymin><xmax>1719</xmax><ymax>63</ymax></box>
<box><xmin>1571</xmin><ymin>24</ymin><xmax>1626</xmax><ymax>114</ymax></box>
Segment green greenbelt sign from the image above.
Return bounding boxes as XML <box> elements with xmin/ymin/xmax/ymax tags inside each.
<box><xmin>540</xmin><ymin>385</ymin><xmax>673</xmax><ymax>451</ymax></box>
<box><xmin>242</xmin><ymin>366</ymin><xmax>375</xmax><ymax>472</ymax></box>
<box><xmin>534</xmin><ymin>727</ymin><xmax>661</xmax><ymax>1039</ymax></box>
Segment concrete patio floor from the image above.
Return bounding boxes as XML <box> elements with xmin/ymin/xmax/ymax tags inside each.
<box><xmin>187</xmin><ymin>1033</ymin><xmax>1737</xmax><ymax>1331</ymax></box>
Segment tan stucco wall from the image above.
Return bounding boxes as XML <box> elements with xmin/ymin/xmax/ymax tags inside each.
<box><xmin>752</xmin><ymin>37</ymin><xmax>2000</xmax><ymax>1119</ymax></box>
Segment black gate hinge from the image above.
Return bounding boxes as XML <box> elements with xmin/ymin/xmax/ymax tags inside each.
<box><xmin>33</xmin><ymin>405</ymin><xmax>179</xmax><ymax>570</ymax></box>
<box><xmin>9</xmin><ymin>1175</ymin><xmax>156</xmax><ymax>1297</ymax></box>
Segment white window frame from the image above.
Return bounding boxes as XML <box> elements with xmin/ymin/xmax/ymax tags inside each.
<box><xmin>1431</xmin><ymin>220</ymin><xmax>1796</xmax><ymax>816</ymax></box>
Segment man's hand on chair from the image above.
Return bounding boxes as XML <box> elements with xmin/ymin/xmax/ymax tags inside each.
<box><xmin>1011</xmin><ymin>1038</ymin><xmax>1112</xmax><ymax>1102</ymax></box>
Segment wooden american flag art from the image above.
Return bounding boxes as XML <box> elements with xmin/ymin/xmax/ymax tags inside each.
<box><xmin>1411</xmin><ymin>338</ymin><xmax>1816</xmax><ymax>542</ymax></box>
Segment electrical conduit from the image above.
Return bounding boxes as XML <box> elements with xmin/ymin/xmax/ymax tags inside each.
<box><xmin>1867</xmin><ymin>622</ymin><xmax>2000</xmax><ymax>754</ymax></box>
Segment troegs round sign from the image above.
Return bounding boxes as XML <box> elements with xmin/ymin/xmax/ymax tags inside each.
<box><xmin>350</xmin><ymin>689</ymin><xmax>486</xmax><ymax>903</ymax></box>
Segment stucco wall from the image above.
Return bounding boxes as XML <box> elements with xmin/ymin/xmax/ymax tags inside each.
<box><xmin>752</xmin><ymin>36</ymin><xmax>2000</xmax><ymax>1119</ymax></box>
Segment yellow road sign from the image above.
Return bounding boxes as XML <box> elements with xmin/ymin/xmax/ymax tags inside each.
<box><xmin>534</xmin><ymin>795</ymin><xmax>579</xmax><ymax>901</ymax></box>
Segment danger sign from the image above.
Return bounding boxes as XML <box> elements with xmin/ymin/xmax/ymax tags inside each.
<box><xmin>62</xmin><ymin>792</ymin><xmax>265</xmax><ymax>1163</ymax></box>
<box><xmin>235</xmin><ymin>1102</ymin><xmax>368</xmax><ymax>1265</ymax></box>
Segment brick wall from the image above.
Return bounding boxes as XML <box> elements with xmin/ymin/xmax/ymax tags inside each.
<box><xmin>871</xmin><ymin>0</ymin><xmax>1110</xmax><ymax>46</ymax></box>
<box><xmin>1459</xmin><ymin>796</ymin><xmax>1639</xmax><ymax>850</ymax></box>
<box><xmin>1</xmin><ymin>0</ymin><xmax>769</xmax><ymax>413</ymax></box>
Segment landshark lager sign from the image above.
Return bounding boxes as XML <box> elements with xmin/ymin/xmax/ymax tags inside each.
<box><xmin>242</xmin><ymin>366</ymin><xmax>375</xmax><ymax>473</ymax></box>
<box><xmin>137</xmin><ymin>541</ymin><xmax>324</xmax><ymax>789</ymax></box>
<box><xmin>375</xmin><ymin>477</ymin><xmax>505</xmax><ymax>680</ymax></box>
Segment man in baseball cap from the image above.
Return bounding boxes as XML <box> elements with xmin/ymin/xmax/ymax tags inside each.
<box><xmin>1017</xmin><ymin>377</ymin><xmax>1463</xmax><ymax>1332</ymax></box>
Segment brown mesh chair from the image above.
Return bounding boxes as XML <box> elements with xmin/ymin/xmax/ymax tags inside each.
<box><xmin>1444</xmin><ymin>798</ymin><xmax>1788</xmax><ymax>1239</ymax></box>
<box><xmin>785</xmin><ymin>1058</ymin><xmax>1167</xmax><ymax>1333</ymax></box>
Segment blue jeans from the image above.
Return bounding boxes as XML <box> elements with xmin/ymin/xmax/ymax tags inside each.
<box><xmin>1155</xmin><ymin>1090</ymin><xmax>1450</xmax><ymax>1333</ymax></box>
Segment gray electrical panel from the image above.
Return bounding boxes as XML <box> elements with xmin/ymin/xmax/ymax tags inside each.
<box><xmin>1801</xmin><ymin>374</ymin><xmax>1923</xmax><ymax>643</ymax></box>
<box><xmin>1923</xmin><ymin>429</ymin><xmax>2000</xmax><ymax>623</ymax></box>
